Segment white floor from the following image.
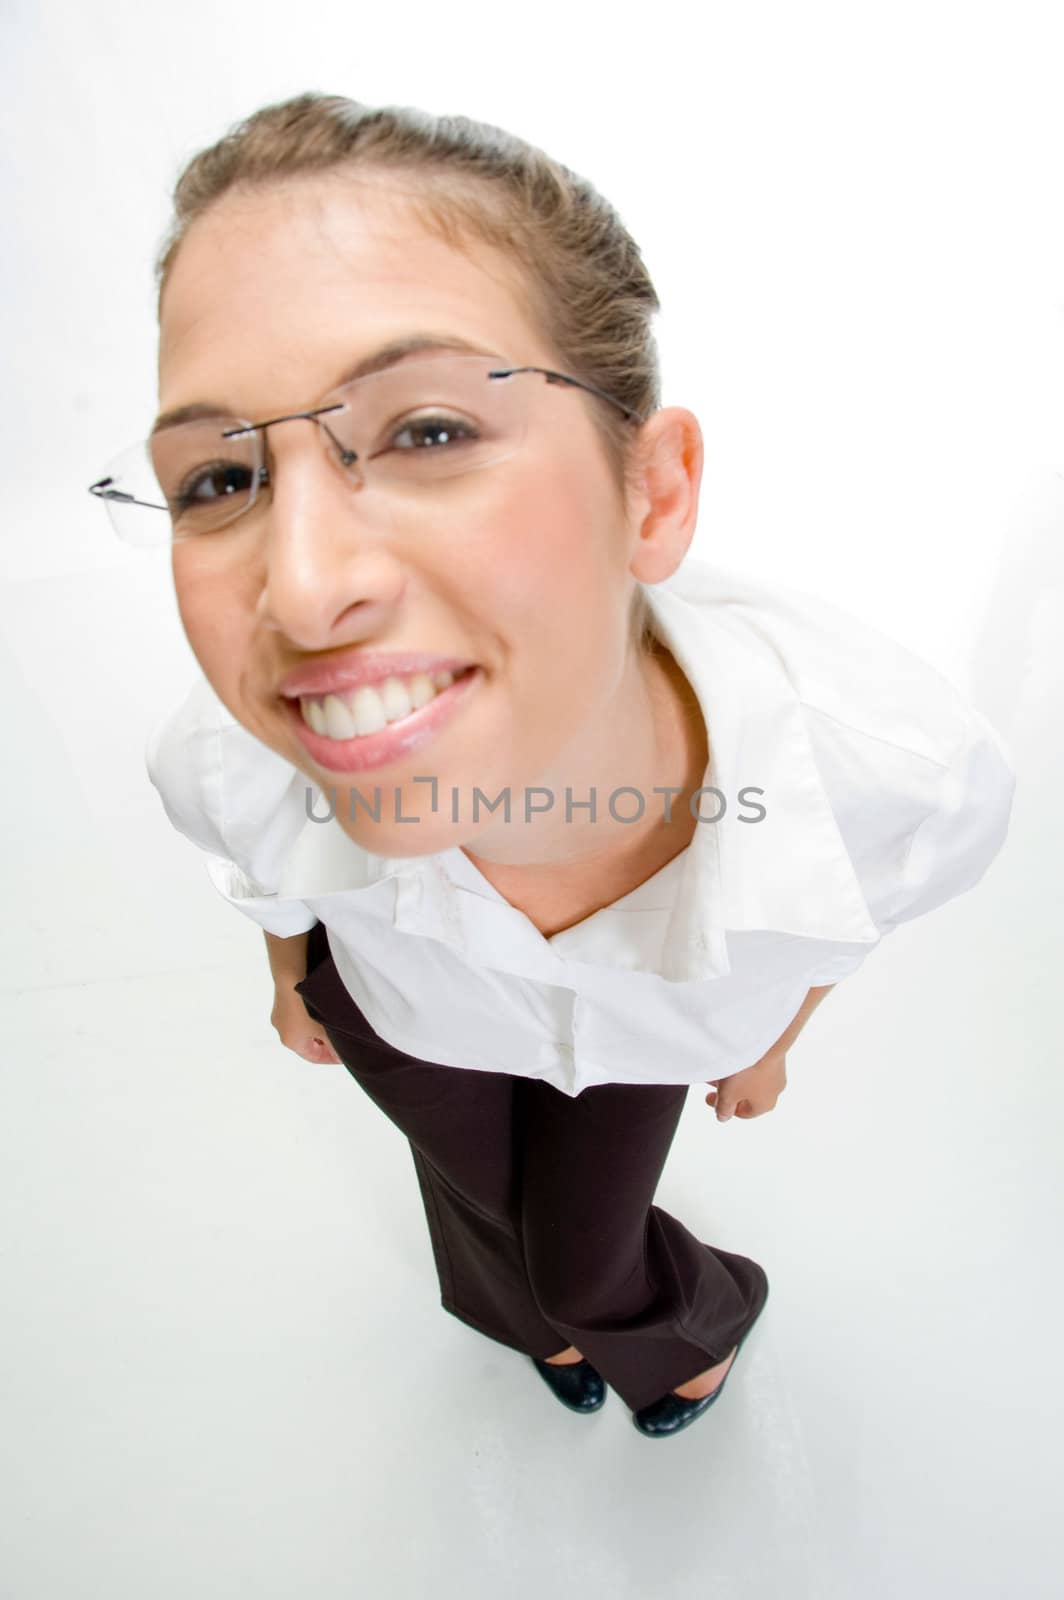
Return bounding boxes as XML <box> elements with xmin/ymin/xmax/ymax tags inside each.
<box><xmin>1</xmin><ymin>557</ymin><xmax>1059</xmax><ymax>1600</ymax></box>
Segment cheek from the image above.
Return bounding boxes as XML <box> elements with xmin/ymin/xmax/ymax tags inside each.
<box><xmin>472</xmin><ymin>450</ymin><xmax>613</xmax><ymax>605</ymax></box>
<box><xmin>459</xmin><ymin>470</ymin><xmax>623</xmax><ymax>726</ymax></box>
<box><xmin>172</xmin><ymin>546</ymin><xmax>250</xmax><ymax>689</ymax></box>
<box><xmin>500</xmin><ymin>456</ymin><xmax>621</xmax><ymax>641</ymax></box>
<box><xmin>422</xmin><ymin>466</ymin><xmax>586</xmax><ymax>646</ymax></box>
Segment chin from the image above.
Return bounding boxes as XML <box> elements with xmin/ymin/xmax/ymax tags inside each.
<box><xmin>333</xmin><ymin>813</ymin><xmax>464</xmax><ymax>856</ymax></box>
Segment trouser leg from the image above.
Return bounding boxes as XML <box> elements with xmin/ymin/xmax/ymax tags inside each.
<box><xmin>294</xmin><ymin>930</ymin><xmax>570</xmax><ymax>1360</ymax></box>
<box><xmin>344</xmin><ymin>1053</ymin><xmax>571</xmax><ymax>1360</ymax></box>
<box><xmin>518</xmin><ymin>1077</ymin><xmax>767</xmax><ymax>1413</ymax></box>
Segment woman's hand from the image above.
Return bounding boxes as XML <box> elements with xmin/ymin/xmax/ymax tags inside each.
<box><xmin>706</xmin><ymin>1046</ymin><xmax>787</xmax><ymax>1121</ymax></box>
<box><xmin>270</xmin><ymin>983</ymin><xmax>342</xmax><ymax>1065</ymax></box>
<box><xmin>706</xmin><ymin>983</ymin><xmax>835</xmax><ymax>1122</ymax></box>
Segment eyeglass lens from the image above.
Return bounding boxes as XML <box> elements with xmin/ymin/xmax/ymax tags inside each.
<box><xmin>100</xmin><ymin>354</ymin><xmax>532</xmax><ymax>546</ymax></box>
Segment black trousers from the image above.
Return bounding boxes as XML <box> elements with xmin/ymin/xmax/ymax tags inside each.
<box><xmin>294</xmin><ymin>919</ymin><xmax>767</xmax><ymax>1413</ymax></box>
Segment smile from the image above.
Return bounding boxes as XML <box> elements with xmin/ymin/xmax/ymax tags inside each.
<box><xmin>285</xmin><ymin>664</ymin><xmax>482</xmax><ymax>776</ymax></box>
<box><xmin>297</xmin><ymin>666</ymin><xmax>476</xmax><ymax>740</ymax></box>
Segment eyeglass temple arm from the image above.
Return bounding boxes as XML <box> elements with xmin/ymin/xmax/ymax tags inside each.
<box><xmin>88</xmin><ymin>477</ymin><xmax>168</xmax><ymax>510</ymax></box>
<box><xmin>89</xmin><ymin>470</ymin><xmax>273</xmax><ymax>508</ymax></box>
<box><xmin>489</xmin><ymin>366</ymin><xmax>644</xmax><ymax>425</ymax></box>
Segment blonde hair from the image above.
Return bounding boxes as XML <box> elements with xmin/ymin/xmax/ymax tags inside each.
<box><xmin>155</xmin><ymin>92</ymin><xmax>662</xmax><ymax>655</ymax></box>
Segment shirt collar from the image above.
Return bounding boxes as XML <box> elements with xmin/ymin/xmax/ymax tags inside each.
<box><xmin>276</xmin><ymin>795</ymin><xmax>418</xmax><ymax>897</ymax></box>
<box><xmin>276</xmin><ymin>560</ymin><xmax>882</xmax><ymax>980</ymax></box>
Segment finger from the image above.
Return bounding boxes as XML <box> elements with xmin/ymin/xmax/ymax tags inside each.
<box><xmin>737</xmin><ymin>1097</ymin><xmax>776</xmax><ymax>1118</ymax></box>
<box><xmin>720</xmin><ymin>1093</ymin><xmax>760</xmax><ymax>1121</ymax></box>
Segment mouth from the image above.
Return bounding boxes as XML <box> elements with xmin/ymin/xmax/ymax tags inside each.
<box><xmin>281</xmin><ymin>663</ymin><xmax>482</xmax><ymax>775</ymax></box>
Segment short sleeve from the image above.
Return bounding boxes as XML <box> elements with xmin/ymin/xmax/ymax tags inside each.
<box><xmin>798</xmin><ymin>703</ymin><xmax>1017</xmax><ymax>989</ymax></box>
<box><xmin>803</xmin><ymin>952</ymin><xmax>870</xmax><ymax>987</ymax></box>
<box><xmin>201</xmin><ymin>854</ymin><xmax>320</xmax><ymax>938</ymax></box>
<box><xmin>873</xmin><ymin>705</ymin><xmax>1017</xmax><ymax>934</ymax></box>
<box><xmin>145</xmin><ymin>674</ymin><xmax>319</xmax><ymax>938</ymax></box>
<box><xmin>144</xmin><ymin>678</ymin><xmax>230</xmax><ymax>859</ymax></box>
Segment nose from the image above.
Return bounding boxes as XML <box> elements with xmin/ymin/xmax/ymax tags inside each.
<box><xmin>253</xmin><ymin>423</ymin><xmax>405</xmax><ymax>648</ymax></box>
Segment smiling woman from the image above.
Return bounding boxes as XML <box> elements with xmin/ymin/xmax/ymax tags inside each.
<box><xmin>115</xmin><ymin>91</ymin><xmax>1016</xmax><ymax>1439</ymax></box>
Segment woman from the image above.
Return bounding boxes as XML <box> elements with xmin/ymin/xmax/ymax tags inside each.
<box><xmin>89</xmin><ymin>92</ymin><xmax>1016</xmax><ymax>1439</ymax></box>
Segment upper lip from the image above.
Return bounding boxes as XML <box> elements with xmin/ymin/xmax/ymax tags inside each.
<box><xmin>278</xmin><ymin>650</ymin><xmax>476</xmax><ymax>699</ymax></box>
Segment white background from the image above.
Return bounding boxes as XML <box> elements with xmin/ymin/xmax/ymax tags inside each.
<box><xmin>1</xmin><ymin>3</ymin><xmax>1059</xmax><ymax>1597</ymax></box>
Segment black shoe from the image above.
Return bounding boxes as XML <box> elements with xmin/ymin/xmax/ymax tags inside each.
<box><xmin>531</xmin><ymin>1354</ymin><xmax>607</xmax><ymax>1413</ymax></box>
<box><xmin>632</xmin><ymin>1263</ymin><xmax>769</xmax><ymax>1438</ymax></box>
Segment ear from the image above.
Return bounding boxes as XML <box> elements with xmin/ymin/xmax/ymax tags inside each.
<box><xmin>624</xmin><ymin>407</ymin><xmax>704</xmax><ymax>585</ymax></box>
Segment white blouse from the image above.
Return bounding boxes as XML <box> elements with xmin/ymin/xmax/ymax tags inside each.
<box><xmin>145</xmin><ymin>558</ymin><xmax>1017</xmax><ymax>1097</ymax></box>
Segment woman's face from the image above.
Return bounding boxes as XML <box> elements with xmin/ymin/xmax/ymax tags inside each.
<box><xmin>157</xmin><ymin>175</ymin><xmax>685</xmax><ymax>854</ymax></box>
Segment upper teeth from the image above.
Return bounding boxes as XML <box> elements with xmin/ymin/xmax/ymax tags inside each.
<box><xmin>298</xmin><ymin>669</ymin><xmax>461</xmax><ymax>740</ymax></box>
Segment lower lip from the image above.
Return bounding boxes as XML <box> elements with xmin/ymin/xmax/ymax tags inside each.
<box><xmin>282</xmin><ymin>666</ymin><xmax>482</xmax><ymax>775</ymax></box>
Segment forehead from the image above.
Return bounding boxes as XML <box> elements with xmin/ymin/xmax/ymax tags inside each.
<box><xmin>157</xmin><ymin>175</ymin><xmax>543</xmax><ymax>411</ymax></box>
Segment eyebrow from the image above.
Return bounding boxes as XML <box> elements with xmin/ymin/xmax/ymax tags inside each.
<box><xmin>150</xmin><ymin>333</ymin><xmax>503</xmax><ymax>435</ymax></box>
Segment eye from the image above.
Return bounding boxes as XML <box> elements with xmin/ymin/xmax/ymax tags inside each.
<box><xmin>172</xmin><ymin>459</ymin><xmax>254</xmax><ymax>511</ymax></box>
<box><xmin>387</xmin><ymin>412</ymin><xmax>480</xmax><ymax>452</ymax></box>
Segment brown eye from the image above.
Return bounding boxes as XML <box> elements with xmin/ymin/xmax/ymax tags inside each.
<box><xmin>173</xmin><ymin>460</ymin><xmax>254</xmax><ymax>510</ymax></box>
<box><xmin>388</xmin><ymin>413</ymin><xmax>480</xmax><ymax>451</ymax></box>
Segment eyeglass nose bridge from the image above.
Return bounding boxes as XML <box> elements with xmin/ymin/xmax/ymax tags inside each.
<box><xmin>222</xmin><ymin>401</ymin><xmax>361</xmax><ymax>477</ymax></box>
